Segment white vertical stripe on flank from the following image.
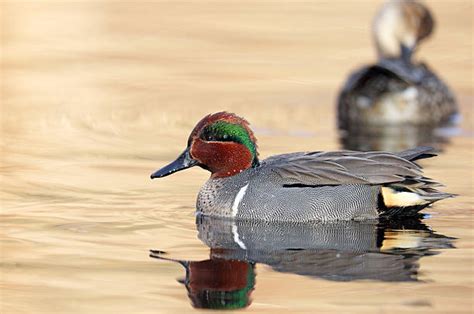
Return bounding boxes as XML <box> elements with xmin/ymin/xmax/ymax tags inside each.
<box><xmin>232</xmin><ymin>223</ymin><xmax>247</xmax><ymax>250</ymax></box>
<box><xmin>231</xmin><ymin>183</ymin><xmax>249</xmax><ymax>217</ymax></box>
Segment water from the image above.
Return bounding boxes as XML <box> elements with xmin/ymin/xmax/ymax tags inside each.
<box><xmin>1</xmin><ymin>1</ymin><xmax>473</xmax><ymax>313</ymax></box>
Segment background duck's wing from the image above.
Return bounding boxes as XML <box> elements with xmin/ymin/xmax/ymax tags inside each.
<box><xmin>265</xmin><ymin>147</ymin><xmax>435</xmax><ymax>187</ymax></box>
<box><xmin>342</xmin><ymin>59</ymin><xmax>424</xmax><ymax>92</ymax></box>
<box><xmin>340</xmin><ymin>63</ymin><xmax>409</xmax><ymax>97</ymax></box>
<box><xmin>376</xmin><ymin>59</ymin><xmax>428</xmax><ymax>83</ymax></box>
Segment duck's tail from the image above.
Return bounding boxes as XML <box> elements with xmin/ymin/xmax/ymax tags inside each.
<box><xmin>378</xmin><ymin>147</ymin><xmax>455</xmax><ymax>217</ymax></box>
<box><xmin>396</xmin><ymin>146</ymin><xmax>437</xmax><ymax>163</ymax></box>
<box><xmin>379</xmin><ymin>186</ymin><xmax>454</xmax><ymax>217</ymax></box>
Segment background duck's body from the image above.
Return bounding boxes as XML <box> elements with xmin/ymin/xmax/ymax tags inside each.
<box><xmin>337</xmin><ymin>0</ymin><xmax>458</xmax><ymax>130</ymax></box>
<box><xmin>338</xmin><ymin>58</ymin><xmax>458</xmax><ymax>129</ymax></box>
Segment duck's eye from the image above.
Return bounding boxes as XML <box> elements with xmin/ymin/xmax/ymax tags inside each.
<box><xmin>204</xmin><ymin>134</ymin><xmax>215</xmax><ymax>141</ymax></box>
<box><xmin>200</xmin><ymin>129</ymin><xmax>231</xmax><ymax>142</ymax></box>
<box><xmin>201</xmin><ymin>130</ymin><xmax>216</xmax><ymax>142</ymax></box>
<box><xmin>200</xmin><ymin>122</ymin><xmax>238</xmax><ymax>142</ymax></box>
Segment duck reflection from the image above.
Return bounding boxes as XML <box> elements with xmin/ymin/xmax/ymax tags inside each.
<box><xmin>150</xmin><ymin>216</ymin><xmax>454</xmax><ymax>309</ymax></box>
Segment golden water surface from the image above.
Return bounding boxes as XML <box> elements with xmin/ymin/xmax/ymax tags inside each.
<box><xmin>1</xmin><ymin>1</ymin><xmax>473</xmax><ymax>313</ymax></box>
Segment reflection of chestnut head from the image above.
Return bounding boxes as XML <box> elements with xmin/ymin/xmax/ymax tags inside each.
<box><xmin>150</xmin><ymin>250</ymin><xmax>256</xmax><ymax>310</ymax></box>
<box><xmin>185</xmin><ymin>258</ymin><xmax>255</xmax><ymax>309</ymax></box>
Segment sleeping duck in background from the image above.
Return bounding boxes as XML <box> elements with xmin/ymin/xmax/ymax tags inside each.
<box><xmin>151</xmin><ymin>112</ymin><xmax>453</xmax><ymax>222</ymax></box>
<box><xmin>337</xmin><ymin>0</ymin><xmax>458</xmax><ymax>149</ymax></box>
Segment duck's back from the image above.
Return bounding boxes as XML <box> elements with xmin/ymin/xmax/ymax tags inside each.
<box><xmin>337</xmin><ymin>59</ymin><xmax>458</xmax><ymax>129</ymax></box>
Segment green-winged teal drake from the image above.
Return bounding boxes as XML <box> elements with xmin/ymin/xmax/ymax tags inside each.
<box><xmin>337</xmin><ymin>0</ymin><xmax>458</xmax><ymax>130</ymax></box>
<box><xmin>150</xmin><ymin>112</ymin><xmax>453</xmax><ymax>222</ymax></box>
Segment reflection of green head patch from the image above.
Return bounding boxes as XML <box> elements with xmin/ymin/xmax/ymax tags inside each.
<box><xmin>201</xmin><ymin>121</ymin><xmax>258</xmax><ymax>166</ymax></box>
<box><xmin>188</xmin><ymin>264</ymin><xmax>255</xmax><ymax>309</ymax></box>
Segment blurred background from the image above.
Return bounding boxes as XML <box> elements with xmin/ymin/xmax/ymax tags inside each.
<box><xmin>1</xmin><ymin>1</ymin><xmax>473</xmax><ymax>313</ymax></box>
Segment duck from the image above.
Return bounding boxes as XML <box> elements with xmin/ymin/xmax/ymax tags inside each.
<box><xmin>337</xmin><ymin>0</ymin><xmax>458</xmax><ymax>131</ymax></box>
<box><xmin>150</xmin><ymin>112</ymin><xmax>453</xmax><ymax>222</ymax></box>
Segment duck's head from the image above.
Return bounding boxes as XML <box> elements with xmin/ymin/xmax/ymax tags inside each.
<box><xmin>373</xmin><ymin>0</ymin><xmax>434</xmax><ymax>62</ymax></box>
<box><xmin>151</xmin><ymin>112</ymin><xmax>259</xmax><ymax>179</ymax></box>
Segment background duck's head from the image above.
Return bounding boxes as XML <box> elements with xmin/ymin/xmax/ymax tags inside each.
<box><xmin>373</xmin><ymin>0</ymin><xmax>434</xmax><ymax>62</ymax></box>
<box><xmin>151</xmin><ymin>112</ymin><xmax>259</xmax><ymax>179</ymax></box>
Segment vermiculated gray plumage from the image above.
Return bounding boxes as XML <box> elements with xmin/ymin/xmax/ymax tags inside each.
<box><xmin>195</xmin><ymin>216</ymin><xmax>455</xmax><ymax>282</ymax></box>
<box><xmin>196</xmin><ymin>146</ymin><xmax>453</xmax><ymax>222</ymax></box>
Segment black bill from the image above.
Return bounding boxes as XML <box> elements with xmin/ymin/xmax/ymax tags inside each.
<box><xmin>150</xmin><ymin>148</ymin><xmax>197</xmax><ymax>179</ymax></box>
